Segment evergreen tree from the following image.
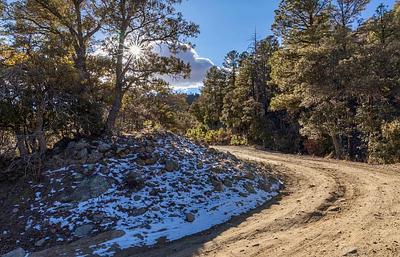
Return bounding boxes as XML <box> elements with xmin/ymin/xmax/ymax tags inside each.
<box><xmin>192</xmin><ymin>66</ymin><xmax>227</xmax><ymax>129</ymax></box>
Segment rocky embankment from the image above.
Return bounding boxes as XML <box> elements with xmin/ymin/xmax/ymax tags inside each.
<box><xmin>1</xmin><ymin>132</ymin><xmax>281</xmax><ymax>257</ymax></box>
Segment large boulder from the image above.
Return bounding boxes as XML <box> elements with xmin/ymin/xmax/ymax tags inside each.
<box><xmin>65</xmin><ymin>175</ymin><xmax>112</xmax><ymax>202</ymax></box>
<box><xmin>2</xmin><ymin>248</ymin><xmax>26</xmax><ymax>257</ymax></box>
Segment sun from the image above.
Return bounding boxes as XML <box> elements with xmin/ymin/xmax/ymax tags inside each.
<box><xmin>128</xmin><ymin>43</ymin><xmax>143</xmax><ymax>59</ymax></box>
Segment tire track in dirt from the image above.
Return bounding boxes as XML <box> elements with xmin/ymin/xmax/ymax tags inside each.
<box><xmin>31</xmin><ymin>147</ymin><xmax>400</xmax><ymax>257</ymax></box>
<box><xmin>129</xmin><ymin>147</ymin><xmax>400</xmax><ymax>257</ymax></box>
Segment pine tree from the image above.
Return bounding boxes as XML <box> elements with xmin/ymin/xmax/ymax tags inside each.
<box><xmin>192</xmin><ymin>66</ymin><xmax>227</xmax><ymax>129</ymax></box>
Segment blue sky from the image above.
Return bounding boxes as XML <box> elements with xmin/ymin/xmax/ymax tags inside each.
<box><xmin>178</xmin><ymin>0</ymin><xmax>397</xmax><ymax>67</ymax></box>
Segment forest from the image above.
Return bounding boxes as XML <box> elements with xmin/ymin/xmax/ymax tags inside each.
<box><xmin>1</xmin><ymin>1</ymin><xmax>400</xmax><ymax>257</ymax></box>
<box><xmin>190</xmin><ymin>1</ymin><xmax>400</xmax><ymax>164</ymax></box>
<box><xmin>1</xmin><ymin>0</ymin><xmax>400</xmax><ymax>183</ymax></box>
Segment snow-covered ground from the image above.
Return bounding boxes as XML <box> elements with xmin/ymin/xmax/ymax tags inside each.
<box><xmin>4</xmin><ymin>133</ymin><xmax>281</xmax><ymax>257</ymax></box>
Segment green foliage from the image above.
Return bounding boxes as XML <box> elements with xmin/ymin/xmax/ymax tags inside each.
<box><xmin>119</xmin><ymin>83</ymin><xmax>196</xmax><ymax>134</ymax></box>
<box><xmin>191</xmin><ymin>66</ymin><xmax>227</xmax><ymax>129</ymax></box>
<box><xmin>368</xmin><ymin>120</ymin><xmax>400</xmax><ymax>164</ymax></box>
<box><xmin>186</xmin><ymin>125</ymin><xmax>232</xmax><ymax>145</ymax></box>
<box><xmin>191</xmin><ymin>0</ymin><xmax>400</xmax><ymax>163</ymax></box>
<box><xmin>229</xmin><ymin>135</ymin><xmax>248</xmax><ymax>146</ymax></box>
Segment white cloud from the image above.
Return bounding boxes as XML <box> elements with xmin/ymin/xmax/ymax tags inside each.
<box><xmin>157</xmin><ymin>45</ymin><xmax>215</xmax><ymax>90</ymax></box>
<box><xmin>92</xmin><ymin>40</ymin><xmax>214</xmax><ymax>91</ymax></box>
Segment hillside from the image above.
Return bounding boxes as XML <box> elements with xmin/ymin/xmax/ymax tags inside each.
<box><xmin>1</xmin><ymin>133</ymin><xmax>281</xmax><ymax>257</ymax></box>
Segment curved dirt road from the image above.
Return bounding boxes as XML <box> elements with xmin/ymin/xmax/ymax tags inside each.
<box><xmin>128</xmin><ymin>146</ymin><xmax>400</xmax><ymax>257</ymax></box>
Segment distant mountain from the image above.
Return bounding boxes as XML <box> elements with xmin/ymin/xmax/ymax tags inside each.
<box><xmin>174</xmin><ymin>87</ymin><xmax>201</xmax><ymax>95</ymax></box>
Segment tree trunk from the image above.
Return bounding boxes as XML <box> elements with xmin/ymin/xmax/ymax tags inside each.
<box><xmin>35</xmin><ymin>98</ymin><xmax>47</xmax><ymax>156</ymax></box>
<box><xmin>330</xmin><ymin>133</ymin><xmax>342</xmax><ymax>159</ymax></box>
<box><xmin>16</xmin><ymin>132</ymin><xmax>28</xmax><ymax>158</ymax></box>
<box><xmin>106</xmin><ymin>84</ymin><xmax>124</xmax><ymax>134</ymax></box>
<box><xmin>105</xmin><ymin>21</ymin><xmax>128</xmax><ymax>134</ymax></box>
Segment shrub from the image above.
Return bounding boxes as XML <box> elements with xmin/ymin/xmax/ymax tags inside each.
<box><xmin>368</xmin><ymin>120</ymin><xmax>400</xmax><ymax>164</ymax></box>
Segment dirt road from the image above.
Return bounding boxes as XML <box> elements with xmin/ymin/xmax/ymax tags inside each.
<box><xmin>129</xmin><ymin>146</ymin><xmax>400</xmax><ymax>257</ymax></box>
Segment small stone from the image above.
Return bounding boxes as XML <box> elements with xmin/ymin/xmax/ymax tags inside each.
<box><xmin>343</xmin><ymin>247</ymin><xmax>358</xmax><ymax>256</ymax></box>
<box><xmin>239</xmin><ymin>192</ymin><xmax>248</xmax><ymax>197</ymax></box>
<box><xmin>133</xmin><ymin>195</ymin><xmax>141</xmax><ymax>201</ymax></box>
<box><xmin>125</xmin><ymin>172</ymin><xmax>145</xmax><ymax>192</ymax></box>
<box><xmin>98</xmin><ymin>143</ymin><xmax>112</xmax><ymax>153</ymax></box>
<box><xmin>93</xmin><ymin>213</ymin><xmax>106</xmax><ymax>222</ymax></box>
<box><xmin>67</xmin><ymin>141</ymin><xmax>76</xmax><ymax>149</ymax></box>
<box><xmin>214</xmin><ymin>181</ymin><xmax>224</xmax><ymax>192</ymax></box>
<box><xmin>244</xmin><ymin>183</ymin><xmax>256</xmax><ymax>194</ymax></box>
<box><xmin>223</xmin><ymin>179</ymin><xmax>233</xmax><ymax>187</ymax></box>
<box><xmin>35</xmin><ymin>238</ymin><xmax>47</xmax><ymax>247</ymax></box>
<box><xmin>144</xmin><ymin>156</ymin><xmax>158</xmax><ymax>166</ymax></box>
<box><xmin>76</xmin><ymin>148</ymin><xmax>88</xmax><ymax>160</ymax></box>
<box><xmin>185</xmin><ymin>213</ymin><xmax>195</xmax><ymax>222</ymax></box>
<box><xmin>2</xmin><ymin>247</ymin><xmax>26</xmax><ymax>257</ymax></box>
<box><xmin>74</xmin><ymin>224</ymin><xmax>95</xmax><ymax>237</ymax></box>
<box><xmin>116</xmin><ymin>147</ymin><xmax>128</xmax><ymax>157</ymax></box>
<box><xmin>328</xmin><ymin>206</ymin><xmax>341</xmax><ymax>212</ymax></box>
<box><xmin>145</xmin><ymin>146</ymin><xmax>154</xmax><ymax>153</ymax></box>
<box><xmin>156</xmin><ymin>236</ymin><xmax>168</xmax><ymax>245</ymax></box>
<box><xmin>164</xmin><ymin>160</ymin><xmax>180</xmax><ymax>172</ymax></box>
<box><xmin>244</xmin><ymin>172</ymin><xmax>255</xmax><ymax>180</ymax></box>
<box><xmin>12</xmin><ymin>208</ymin><xmax>19</xmax><ymax>214</ymax></box>
<box><xmin>87</xmin><ymin>151</ymin><xmax>103</xmax><ymax>163</ymax></box>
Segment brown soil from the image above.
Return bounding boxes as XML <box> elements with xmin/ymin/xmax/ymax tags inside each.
<box><xmin>30</xmin><ymin>147</ymin><xmax>400</xmax><ymax>257</ymax></box>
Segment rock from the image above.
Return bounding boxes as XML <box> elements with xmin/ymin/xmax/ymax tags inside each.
<box><xmin>76</xmin><ymin>148</ymin><xmax>88</xmax><ymax>160</ymax></box>
<box><xmin>35</xmin><ymin>238</ymin><xmax>47</xmax><ymax>247</ymax></box>
<box><xmin>164</xmin><ymin>160</ymin><xmax>179</xmax><ymax>172</ymax></box>
<box><xmin>125</xmin><ymin>172</ymin><xmax>145</xmax><ymax>192</ymax></box>
<box><xmin>343</xmin><ymin>247</ymin><xmax>358</xmax><ymax>256</ymax></box>
<box><xmin>149</xmin><ymin>188</ymin><xmax>160</xmax><ymax>196</ymax></box>
<box><xmin>328</xmin><ymin>206</ymin><xmax>341</xmax><ymax>212</ymax></box>
<box><xmin>137</xmin><ymin>147</ymin><xmax>146</xmax><ymax>154</ymax></box>
<box><xmin>74</xmin><ymin>224</ymin><xmax>95</xmax><ymax>237</ymax></box>
<box><xmin>143</xmin><ymin>156</ymin><xmax>158</xmax><ymax>166</ymax></box>
<box><xmin>67</xmin><ymin>141</ymin><xmax>76</xmax><ymax>149</ymax></box>
<box><xmin>87</xmin><ymin>151</ymin><xmax>103</xmax><ymax>163</ymax></box>
<box><xmin>98</xmin><ymin>143</ymin><xmax>112</xmax><ymax>153</ymax></box>
<box><xmin>116</xmin><ymin>147</ymin><xmax>129</xmax><ymax>157</ymax></box>
<box><xmin>83</xmin><ymin>164</ymin><xmax>96</xmax><ymax>175</ymax></box>
<box><xmin>2</xmin><ymin>247</ymin><xmax>26</xmax><ymax>257</ymax></box>
<box><xmin>92</xmin><ymin>213</ymin><xmax>106</xmax><ymax>222</ymax></box>
<box><xmin>145</xmin><ymin>146</ymin><xmax>154</xmax><ymax>153</ymax></box>
<box><xmin>156</xmin><ymin>236</ymin><xmax>168</xmax><ymax>245</ymax></box>
<box><xmin>12</xmin><ymin>208</ymin><xmax>18</xmax><ymax>214</ymax></box>
<box><xmin>213</xmin><ymin>181</ymin><xmax>224</xmax><ymax>192</ymax></box>
<box><xmin>133</xmin><ymin>195</ymin><xmax>141</xmax><ymax>201</ymax></box>
<box><xmin>223</xmin><ymin>178</ymin><xmax>233</xmax><ymax>187</ymax></box>
<box><xmin>239</xmin><ymin>192</ymin><xmax>248</xmax><ymax>197</ymax></box>
<box><xmin>75</xmin><ymin>141</ymin><xmax>89</xmax><ymax>150</ymax></box>
<box><xmin>185</xmin><ymin>213</ymin><xmax>195</xmax><ymax>222</ymax></box>
<box><xmin>258</xmin><ymin>181</ymin><xmax>272</xmax><ymax>192</ymax></box>
<box><xmin>243</xmin><ymin>172</ymin><xmax>256</xmax><ymax>180</ymax></box>
<box><xmin>226</xmin><ymin>151</ymin><xmax>238</xmax><ymax>160</ymax></box>
<box><xmin>66</xmin><ymin>175</ymin><xmax>111</xmax><ymax>202</ymax></box>
<box><xmin>210</xmin><ymin>177</ymin><xmax>224</xmax><ymax>192</ymax></box>
<box><xmin>244</xmin><ymin>183</ymin><xmax>256</xmax><ymax>194</ymax></box>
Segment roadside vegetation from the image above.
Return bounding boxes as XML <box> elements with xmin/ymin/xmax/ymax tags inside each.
<box><xmin>190</xmin><ymin>1</ymin><xmax>400</xmax><ymax>164</ymax></box>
